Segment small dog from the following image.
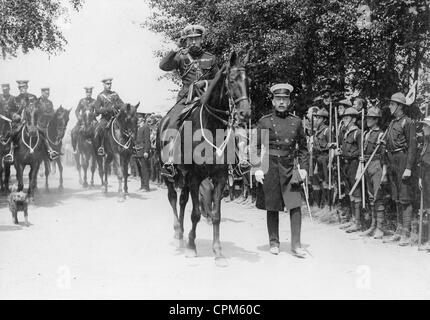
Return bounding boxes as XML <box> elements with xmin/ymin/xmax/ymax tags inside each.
<box><xmin>8</xmin><ymin>189</ymin><xmax>29</xmax><ymax>226</ymax></box>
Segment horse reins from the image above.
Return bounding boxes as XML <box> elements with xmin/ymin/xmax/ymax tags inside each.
<box><xmin>111</xmin><ymin>116</ymin><xmax>133</xmax><ymax>150</ymax></box>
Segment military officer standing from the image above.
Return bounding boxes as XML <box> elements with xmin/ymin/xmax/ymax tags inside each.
<box><xmin>36</xmin><ymin>88</ymin><xmax>59</xmax><ymax>160</ymax></box>
<box><xmin>418</xmin><ymin>116</ymin><xmax>430</xmax><ymax>251</ymax></box>
<box><xmin>383</xmin><ymin>92</ymin><xmax>417</xmax><ymax>246</ymax></box>
<box><xmin>134</xmin><ymin>116</ymin><xmax>152</xmax><ymax>192</ymax></box>
<box><xmin>253</xmin><ymin>83</ymin><xmax>309</xmax><ymax>258</ymax></box>
<box><xmin>159</xmin><ymin>24</ymin><xmax>219</xmax><ymax>175</ymax></box>
<box><xmin>71</xmin><ymin>87</ymin><xmax>96</xmax><ymax>153</ymax></box>
<box><xmin>0</xmin><ymin>84</ymin><xmax>17</xmax><ymax>116</ymax></box>
<box><xmin>94</xmin><ymin>78</ymin><xmax>124</xmax><ymax>156</ymax></box>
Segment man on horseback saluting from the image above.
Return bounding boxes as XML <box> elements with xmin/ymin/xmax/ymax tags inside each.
<box><xmin>93</xmin><ymin>78</ymin><xmax>125</xmax><ymax>157</ymax></box>
<box><xmin>159</xmin><ymin>24</ymin><xmax>218</xmax><ymax>177</ymax></box>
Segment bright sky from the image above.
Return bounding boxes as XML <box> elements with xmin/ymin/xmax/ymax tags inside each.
<box><xmin>0</xmin><ymin>0</ymin><xmax>177</xmax><ymax>126</ymax></box>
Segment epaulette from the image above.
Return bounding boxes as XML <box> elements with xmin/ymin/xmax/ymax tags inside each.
<box><xmin>260</xmin><ymin>113</ymin><xmax>272</xmax><ymax>120</ymax></box>
<box><xmin>288</xmin><ymin>113</ymin><xmax>300</xmax><ymax>119</ymax></box>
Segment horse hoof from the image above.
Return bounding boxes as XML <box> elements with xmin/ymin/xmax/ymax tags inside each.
<box><xmin>173</xmin><ymin>238</ymin><xmax>185</xmax><ymax>249</ymax></box>
<box><xmin>83</xmin><ymin>182</ymin><xmax>88</xmax><ymax>188</ymax></box>
<box><xmin>79</xmin><ymin>179</ymin><xmax>83</xmax><ymax>185</ymax></box>
<box><xmin>58</xmin><ymin>185</ymin><xmax>64</xmax><ymax>191</ymax></box>
<box><xmin>186</xmin><ymin>248</ymin><xmax>197</xmax><ymax>258</ymax></box>
<box><xmin>215</xmin><ymin>256</ymin><xmax>228</xmax><ymax>268</ymax></box>
<box><xmin>45</xmin><ymin>188</ymin><xmax>50</xmax><ymax>193</ymax></box>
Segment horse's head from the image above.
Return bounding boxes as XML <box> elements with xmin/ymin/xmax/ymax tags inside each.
<box><xmin>23</xmin><ymin>104</ymin><xmax>38</xmax><ymax>137</ymax></box>
<box><xmin>118</xmin><ymin>102</ymin><xmax>139</xmax><ymax>135</ymax></box>
<box><xmin>54</xmin><ymin>106</ymin><xmax>71</xmax><ymax>140</ymax></box>
<box><xmin>225</xmin><ymin>51</ymin><xmax>252</xmax><ymax>124</ymax></box>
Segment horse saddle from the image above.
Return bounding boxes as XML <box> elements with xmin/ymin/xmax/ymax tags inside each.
<box><xmin>178</xmin><ymin>100</ymin><xmax>199</xmax><ymax>122</ymax></box>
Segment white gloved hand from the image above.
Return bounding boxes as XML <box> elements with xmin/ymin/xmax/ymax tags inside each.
<box><xmin>255</xmin><ymin>169</ymin><xmax>265</xmax><ymax>184</ymax></box>
<box><xmin>299</xmin><ymin>169</ymin><xmax>307</xmax><ymax>180</ymax></box>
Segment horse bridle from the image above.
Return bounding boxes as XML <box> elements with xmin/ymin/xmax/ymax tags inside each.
<box><xmin>200</xmin><ymin>66</ymin><xmax>250</xmax><ymax>156</ymax></box>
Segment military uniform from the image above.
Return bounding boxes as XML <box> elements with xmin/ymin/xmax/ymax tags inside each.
<box><xmin>254</xmin><ymin>83</ymin><xmax>308</xmax><ymax>258</ymax></box>
<box><xmin>312</xmin><ymin>109</ymin><xmax>331</xmax><ymax>207</ymax></box>
<box><xmin>94</xmin><ymin>81</ymin><xmax>124</xmax><ymax>154</ymax></box>
<box><xmin>384</xmin><ymin>93</ymin><xmax>417</xmax><ymax>245</ymax></box>
<box><xmin>339</xmin><ymin>108</ymin><xmax>363</xmax><ymax>232</ymax></box>
<box><xmin>0</xmin><ymin>88</ymin><xmax>17</xmax><ymax>117</ymax></box>
<box><xmin>418</xmin><ymin>117</ymin><xmax>430</xmax><ymax>251</ymax></box>
<box><xmin>36</xmin><ymin>96</ymin><xmax>55</xmax><ymax>131</ymax></box>
<box><xmin>134</xmin><ymin>121</ymin><xmax>152</xmax><ymax>191</ymax></box>
<box><xmin>361</xmin><ymin>107</ymin><xmax>386</xmax><ymax>238</ymax></box>
<box><xmin>72</xmin><ymin>92</ymin><xmax>96</xmax><ymax>152</ymax></box>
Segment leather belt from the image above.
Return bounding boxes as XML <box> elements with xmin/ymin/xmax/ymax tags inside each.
<box><xmin>387</xmin><ymin>147</ymin><xmax>405</xmax><ymax>154</ymax></box>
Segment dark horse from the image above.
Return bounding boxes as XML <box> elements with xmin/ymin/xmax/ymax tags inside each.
<box><xmin>74</xmin><ymin>109</ymin><xmax>98</xmax><ymax>188</ymax></box>
<box><xmin>14</xmin><ymin>104</ymin><xmax>46</xmax><ymax>201</ymax></box>
<box><xmin>0</xmin><ymin>116</ymin><xmax>12</xmax><ymax>192</ymax></box>
<box><xmin>157</xmin><ymin>52</ymin><xmax>251</xmax><ymax>266</ymax></box>
<box><xmin>95</xmin><ymin>103</ymin><xmax>138</xmax><ymax>200</ymax></box>
<box><xmin>42</xmin><ymin>106</ymin><xmax>71</xmax><ymax>191</ymax></box>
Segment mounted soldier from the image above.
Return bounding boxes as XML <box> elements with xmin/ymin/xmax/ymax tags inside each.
<box><xmin>36</xmin><ymin>88</ymin><xmax>60</xmax><ymax>160</ymax></box>
<box><xmin>0</xmin><ymin>83</ymin><xmax>17</xmax><ymax>117</ymax></box>
<box><xmin>93</xmin><ymin>78</ymin><xmax>125</xmax><ymax>157</ymax></box>
<box><xmin>383</xmin><ymin>92</ymin><xmax>417</xmax><ymax>246</ymax></box>
<box><xmin>71</xmin><ymin>87</ymin><xmax>96</xmax><ymax>153</ymax></box>
<box><xmin>159</xmin><ymin>24</ymin><xmax>219</xmax><ymax>176</ymax></box>
<box><xmin>253</xmin><ymin>83</ymin><xmax>309</xmax><ymax>258</ymax></box>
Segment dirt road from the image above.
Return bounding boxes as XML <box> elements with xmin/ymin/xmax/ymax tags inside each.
<box><xmin>0</xmin><ymin>166</ymin><xmax>429</xmax><ymax>299</ymax></box>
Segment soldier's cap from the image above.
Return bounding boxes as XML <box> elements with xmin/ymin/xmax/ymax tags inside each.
<box><xmin>1</xmin><ymin>84</ymin><xmax>10</xmax><ymax>89</ymax></box>
<box><xmin>101</xmin><ymin>78</ymin><xmax>113</xmax><ymax>84</ymax></box>
<box><xmin>270</xmin><ymin>83</ymin><xmax>293</xmax><ymax>97</ymax></box>
<box><xmin>313</xmin><ymin>108</ymin><xmax>329</xmax><ymax>118</ymax></box>
<box><xmin>17</xmin><ymin>80</ymin><xmax>29</xmax><ymax>88</ymax></box>
<box><xmin>182</xmin><ymin>25</ymin><xmax>205</xmax><ymax>38</ymax></box>
<box><xmin>341</xmin><ymin>107</ymin><xmax>360</xmax><ymax>117</ymax></box>
<box><xmin>387</xmin><ymin>92</ymin><xmax>408</xmax><ymax>106</ymax></box>
<box><xmin>419</xmin><ymin>116</ymin><xmax>430</xmax><ymax>127</ymax></box>
<box><xmin>84</xmin><ymin>86</ymin><xmax>94</xmax><ymax>91</ymax></box>
<box><xmin>337</xmin><ymin>99</ymin><xmax>352</xmax><ymax>107</ymax></box>
<box><xmin>136</xmin><ymin>112</ymin><xmax>145</xmax><ymax>117</ymax></box>
<box><xmin>366</xmin><ymin>107</ymin><xmax>382</xmax><ymax>118</ymax></box>
<box><xmin>41</xmin><ymin>87</ymin><xmax>50</xmax><ymax>92</ymax></box>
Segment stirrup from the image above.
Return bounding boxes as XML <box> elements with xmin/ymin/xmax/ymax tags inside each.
<box><xmin>3</xmin><ymin>153</ymin><xmax>14</xmax><ymax>164</ymax></box>
<box><xmin>49</xmin><ymin>150</ymin><xmax>59</xmax><ymax>161</ymax></box>
<box><xmin>97</xmin><ymin>147</ymin><xmax>106</xmax><ymax>157</ymax></box>
<box><xmin>161</xmin><ymin>163</ymin><xmax>176</xmax><ymax>179</ymax></box>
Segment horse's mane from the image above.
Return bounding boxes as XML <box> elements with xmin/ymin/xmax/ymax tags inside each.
<box><xmin>202</xmin><ymin>64</ymin><xmax>228</xmax><ymax>106</ymax></box>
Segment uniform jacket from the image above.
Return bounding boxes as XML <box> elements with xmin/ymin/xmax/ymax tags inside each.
<box><xmin>15</xmin><ymin>92</ymin><xmax>38</xmax><ymax>114</ymax></box>
<box><xmin>94</xmin><ymin>90</ymin><xmax>124</xmax><ymax>120</ymax></box>
<box><xmin>364</xmin><ymin>126</ymin><xmax>385</xmax><ymax>162</ymax></box>
<box><xmin>159</xmin><ymin>49</ymin><xmax>218</xmax><ymax>102</ymax></box>
<box><xmin>314</xmin><ymin>123</ymin><xmax>330</xmax><ymax>153</ymax></box>
<box><xmin>385</xmin><ymin>114</ymin><xmax>417</xmax><ymax>170</ymax></box>
<box><xmin>36</xmin><ymin>97</ymin><xmax>55</xmax><ymax>131</ymax></box>
<box><xmin>341</xmin><ymin>124</ymin><xmax>361</xmax><ymax>159</ymax></box>
<box><xmin>255</xmin><ymin>111</ymin><xmax>308</xmax><ymax>211</ymax></box>
<box><xmin>75</xmin><ymin>97</ymin><xmax>96</xmax><ymax>120</ymax></box>
<box><xmin>0</xmin><ymin>94</ymin><xmax>17</xmax><ymax>116</ymax></box>
<box><xmin>135</xmin><ymin>123</ymin><xmax>151</xmax><ymax>157</ymax></box>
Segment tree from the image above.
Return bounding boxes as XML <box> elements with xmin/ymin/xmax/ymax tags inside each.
<box><xmin>0</xmin><ymin>0</ymin><xmax>84</xmax><ymax>58</ymax></box>
<box><xmin>146</xmin><ymin>0</ymin><xmax>430</xmax><ymax>118</ymax></box>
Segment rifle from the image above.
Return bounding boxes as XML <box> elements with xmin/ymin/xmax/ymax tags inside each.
<box><xmin>328</xmin><ymin>101</ymin><xmax>333</xmax><ymax>210</ymax></box>
<box><xmin>361</xmin><ymin>108</ymin><xmax>365</xmax><ymax>209</ymax></box>
<box><xmin>349</xmin><ymin>128</ymin><xmax>389</xmax><ymax>196</ymax></box>
<box><xmin>418</xmin><ymin>185</ymin><xmax>424</xmax><ymax>249</ymax></box>
<box><xmin>309</xmin><ymin>112</ymin><xmax>315</xmax><ymax>178</ymax></box>
<box><xmin>334</xmin><ymin>106</ymin><xmax>342</xmax><ymax>199</ymax></box>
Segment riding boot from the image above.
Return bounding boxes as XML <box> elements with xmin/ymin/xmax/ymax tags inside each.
<box><xmin>44</xmin><ymin>138</ymin><xmax>58</xmax><ymax>160</ymax></box>
<box><xmin>3</xmin><ymin>143</ymin><xmax>14</xmax><ymax>164</ymax></box>
<box><xmin>399</xmin><ymin>203</ymin><xmax>412</xmax><ymax>247</ymax></box>
<box><xmin>267</xmin><ymin>211</ymin><xmax>280</xmax><ymax>250</ymax></box>
<box><xmin>373</xmin><ymin>204</ymin><xmax>386</xmax><ymax>239</ymax></box>
<box><xmin>384</xmin><ymin>203</ymin><xmax>403</xmax><ymax>243</ymax></box>
<box><xmin>346</xmin><ymin>202</ymin><xmax>362</xmax><ymax>233</ymax></box>
<box><xmin>290</xmin><ymin>207</ymin><xmax>307</xmax><ymax>258</ymax></box>
<box><xmin>360</xmin><ymin>204</ymin><xmax>376</xmax><ymax>237</ymax></box>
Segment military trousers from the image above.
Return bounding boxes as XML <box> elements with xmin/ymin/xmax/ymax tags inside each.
<box><xmin>387</xmin><ymin>151</ymin><xmax>414</xmax><ymax>204</ymax></box>
<box><xmin>267</xmin><ymin>208</ymin><xmax>302</xmax><ymax>251</ymax></box>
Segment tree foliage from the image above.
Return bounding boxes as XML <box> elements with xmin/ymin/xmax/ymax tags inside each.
<box><xmin>146</xmin><ymin>0</ymin><xmax>430</xmax><ymax>118</ymax></box>
<box><xmin>0</xmin><ymin>0</ymin><xmax>84</xmax><ymax>58</ymax></box>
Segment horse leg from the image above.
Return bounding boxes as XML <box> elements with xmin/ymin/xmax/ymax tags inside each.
<box><xmin>90</xmin><ymin>156</ymin><xmax>96</xmax><ymax>187</ymax></box>
<box><xmin>212</xmin><ymin>176</ymin><xmax>228</xmax><ymax>267</ymax></box>
<box><xmin>82</xmin><ymin>154</ymin><xmax>89</xmax><ymax>188</ymax></box>
<box><xmin>44</xmin><ymin>159</ymin><xmax>50</xmax><ymax>192</ymax></box>
<box><xmin>113</xmin><ymin>153</ymin><xmax>124</xmax><ymax>200</ymax></box>
<box><xmin>103</xmin><ymin>156</ymin><xmax>111</xmax><ymax>193</ymax></box>
<box><xmin>4</xmin><ymin>163</ymin><xmax>11</xmax><ymax>193</ymax></box>
<box><xmin>123</xmin><ymin>155</ymin><xmax>130</xmax><ymax>196</ymax></box>
<box><xmin>15</xmin><ymin>163</ymin><xmax>24</xmax><ymax>192</ymax></box>
<box><xmin>57</xmin><ymin>158</ymin><xmax>64</xmax><ymax>191</ymax></box>
<box><xmin>0</xmin><ymin>165</ymin><xmax>4</xmax><ymax>192</ymax></box>
<box><xmin>75</xmin><ymin>151</ymin><xmax>83</xmax><ymax>185</ymax></box>
<box><xmin>178</xmin><ymin>183</ymin><xmax>190</xmax><ymax>248</ymax></box>
<box><xmin>186</xmin><ymin>175</ymin><xmax>203</xmax><ymax>258</ymax></box>
<box><xmin>165</xmin><ymin>179</ymin><xmax>181</xmax><ymax>245</ymax></box>
<box><xmin>28</xmin><ymin>164</ymin><xmax>37</xmax><ymax>202</ymax></box>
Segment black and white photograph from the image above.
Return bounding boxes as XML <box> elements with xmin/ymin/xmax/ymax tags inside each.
<box><xmin>0</xmin><ymin>0</ymin><xmax>430</xmax><ymax>303</ymax></box>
